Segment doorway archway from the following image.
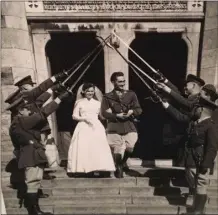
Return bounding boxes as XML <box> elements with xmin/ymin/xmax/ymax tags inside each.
<box><xmin>45</xmin><ymin>32</ymin><xmax>105</xmax><ymax>160</ymax></box>
<box><xmin>129</xmin><ymin>32</ymin><xmax>188</xmax><ymax>161</ymax></box>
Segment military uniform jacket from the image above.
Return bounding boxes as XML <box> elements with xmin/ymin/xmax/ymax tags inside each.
<box><xmin>162</xmin><ymin>81</ymin><xmax>186</xmax><ymax>147</ymax></box>
<box><xmin>9</xmin><ymin>99</ymin><xmax>59</xmax><ymax>169</ymax></box>
<box><xmin>170</xmin><ymin>91</ymin><xmax>199</xmax><ymax>112</ymax></box>
<box><xmin>21</xmin><ymin>78</ymin><xmax>55</xmax><ymax>133</ymax></box>
<box><xmin>101</xmin><ymin>90</ymin><xmax>142</xmax><ymax>134</ymax></box>
<box><xmin>185</xmin><ymin>118</ymin><xmax>218</xmax><ymax>168</ymax></box>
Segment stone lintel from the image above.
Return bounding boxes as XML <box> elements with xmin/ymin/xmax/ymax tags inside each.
<box><xmin>26</xmin><ymin>12</ymin><xmax>204</xmax><ymax>21</ymax></box>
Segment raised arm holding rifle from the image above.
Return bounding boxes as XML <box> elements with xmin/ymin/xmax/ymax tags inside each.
<box><xmin>9</xmin><ymin>87</ymin><xmax>72</xmax><ymax>215</ymax></box>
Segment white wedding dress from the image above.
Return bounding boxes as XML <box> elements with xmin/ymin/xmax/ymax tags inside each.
<box><xmin>67</xmin><ymin>98</ymin><xmax>115</xmax><ymax>173</ymax></box>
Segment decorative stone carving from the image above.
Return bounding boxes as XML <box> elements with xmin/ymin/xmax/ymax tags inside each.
<box><xmin>25</xmin><ymin>1</ymin><xmax>43</xmax><ymax>12</ymax></box>
<box><xmin>188</xmin><ymin>0</ymin><xmax>203</xmax><ymax>12</ymax></box>
<box><xmin>28</xmin><ymin>0</ymin><xmax>39</xmax><ymax>8</ymax></box>
<box><xmin>25</xmin><ymin>1</ymin><xmax>194</xmax><ymax>13</ymax></box>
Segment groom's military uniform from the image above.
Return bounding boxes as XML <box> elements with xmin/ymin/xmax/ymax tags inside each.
<box><xmin>101</xmin><ymin>89</ymin><xmax>142</xmax><ymax>178</ymax></box>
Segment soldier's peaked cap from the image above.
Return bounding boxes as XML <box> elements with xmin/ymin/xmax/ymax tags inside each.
<box><xmin>14</xmin><ymin>75</ymin><xmax>36</xmax><ymax>87</ymax></box>
<box><xmin>5</xmin><ymin>97</ymin><xmax>26</xmax><ymax>112</ymax></box>
<box><xmin>202</xmin><ymin>84</ymin><xmax>216</xmax><ymax>93</ymax></box>
<box><xmin>198</xmin><ymin>95</ymin><xmax>218</xmax><ymax>111</ymax></box>
<box><xmin>202</xmin><ymin>84</ymin><xmax>217</xmax><ymax>101</ymax></box>
<box><xmin>186</xmin><ymin>74</ymin><xmax>205</xmax><ymax>86</ymax></box>
<box><xmin>4</xmin><ymin>89</ymin><xmax>21</xmax><ymax>104</ymax></box>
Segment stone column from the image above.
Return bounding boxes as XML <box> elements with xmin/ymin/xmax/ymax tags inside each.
<box><xmin>97</xmin><ymin>30</ymin><xmax>135</xmax><ymax>92</ymax></box>
<box><xmin>200</xmin><ymin>2</ymin><xmax>218</xmax><ymax>86</ymax></box>
<box><xmin>1</xmin><ymin>1</ymin><xmax>35</xmax><ymax>159</ymax></box>
<box><xmin>32</xmin><ymin>33</ymin><xmax>58</xmax><ymax>142</ymax></box>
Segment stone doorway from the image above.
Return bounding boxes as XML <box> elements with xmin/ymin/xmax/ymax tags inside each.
<box><xmin>129</xmin><ymin>32</ymin><xmax>188</xmax><ymax>162</ymax></box>
<box><xmin>45</xmin><ymin>32</ymin><xmax>105</xmax><ymax>160</ymax></box>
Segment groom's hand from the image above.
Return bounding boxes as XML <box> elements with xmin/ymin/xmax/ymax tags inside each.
<box><xmin>126</xmin><ymin>109</ymin><xmax>134</xmax><ymax>117</ymax></box>
<box><xmin>116</xmin><ymin>113</ymin><xmax>129</xmax><ymax>120</ymax></box>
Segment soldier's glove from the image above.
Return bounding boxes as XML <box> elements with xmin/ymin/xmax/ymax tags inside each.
<box><xmin>51</xmin><ymin>83</ymin><xmax>67</xmax><ymax>94</ymax></box>
<box><xmin>54</xmin><ymin>70</ymin><xmax>69</xmax><ymax>81</ymax></box>
<box><xmin>199</xmin><ymin>166</ymin><xmax>208</xmax><ymax>175</ymax></box>
<box><xmin>58</xmin><ymin>91</ymin><xmax>72</xmax><ymax>101</ymax></box>
<box><xmin>33</xmin><ymin>142</ymin><xmax>44</xmax><ymax>149</ymax></box>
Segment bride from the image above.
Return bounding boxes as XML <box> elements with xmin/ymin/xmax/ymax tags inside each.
<box><xmin>67</xmin><ymin>83</ymin><xmax>115</xmax><ymax>175</ymax></box>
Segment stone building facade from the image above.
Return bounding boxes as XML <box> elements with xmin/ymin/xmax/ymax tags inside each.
<box><xmin>1</xmin><ymin>1</ymin><xmax>218</xmax><ymax>161</ymax></box>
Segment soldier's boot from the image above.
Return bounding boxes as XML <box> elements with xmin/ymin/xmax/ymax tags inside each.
<box><xmin>38</xmin><ymin>189</ymin><xmax>49</xmax><ymax>198</ymax></box>
<box><xmin>192</xmin><ymin>194</ymin><xmax>207</xmax><ymax>214</ymax></box>
<box><xmin>122</xmin><ymin>151</ymin><xmax>131</xmax><ymax>172</ymax></box>
<box><xmin>25</xmin><ymin>193</ymin><xmax>52</xmax><ymax>215</ymax></box>
<box><xmin>114</xmin><ymin>154</ymin><xmax>123</xmax><ymax>178</ymax></box>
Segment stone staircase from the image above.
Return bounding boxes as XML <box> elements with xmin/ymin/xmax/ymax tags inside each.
<box><xmin>2</xmin><ymin>158</ymin><xmax>218</xmax><ymax>215</ymax></box>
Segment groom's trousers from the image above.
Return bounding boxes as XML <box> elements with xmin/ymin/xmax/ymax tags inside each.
<box><xmin>107</xmin><ymin>132</ymin><xmax>138</xmax><ymax>157</ymax></box>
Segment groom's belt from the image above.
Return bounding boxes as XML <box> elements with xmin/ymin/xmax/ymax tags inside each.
<box><xmin>107</xmin><ymin>121</ymin><xmax>137</xmax><ymax>134</ymax></box>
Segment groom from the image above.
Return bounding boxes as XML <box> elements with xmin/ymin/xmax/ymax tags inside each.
<box><xmin>101</xmin><ymin>72</ymin><xmax>142</xmax><ymax>178</ymax></box>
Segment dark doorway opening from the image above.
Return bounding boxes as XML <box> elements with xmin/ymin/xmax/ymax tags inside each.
<box><xmin>129</xmin><ymin>32</ymin><xmax>188</xmax><ymax>161</ymax></box>
<box><xmin>45</xmin><ymin>32</ymin><xmax>104</xmax><ymax>160</ymax></box>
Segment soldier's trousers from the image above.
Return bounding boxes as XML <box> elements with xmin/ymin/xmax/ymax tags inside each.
<box><xmin>107</xmin><ymin>132</ymin><xmax>138</xmax><ymax>157</ymax></box>
<box><xmin>185</xmin><ymin>168</ymin><xmax>209</xmax><ymax>194</ymax></box>
<box><xmin>25</xmin><ymin>166</ymin><xmax>43</xmax><ymax>193</ymax></box>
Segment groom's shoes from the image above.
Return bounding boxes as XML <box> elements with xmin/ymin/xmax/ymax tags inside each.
<box><xmin>114</xmin><ymin>154</ymin><xmax>123</xmax><ymax>178</ymax></box>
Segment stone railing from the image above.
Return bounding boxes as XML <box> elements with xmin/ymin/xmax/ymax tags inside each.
<box><xmin>25</xmin><ymin>0</ymin><xmax>204</xmax><ymax>13</ymax></box>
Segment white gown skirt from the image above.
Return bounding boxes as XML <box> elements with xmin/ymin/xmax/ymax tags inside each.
<box><xmin>67</xmin><ymin>120</ymin><xmax>115</xmax><ymax>173</ymax></box>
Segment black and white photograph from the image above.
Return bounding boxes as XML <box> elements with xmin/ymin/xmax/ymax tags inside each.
<box><xmin>1</xmin><ymin>0</ymin><xmax>218</xmax><ymax>214</ymax></box>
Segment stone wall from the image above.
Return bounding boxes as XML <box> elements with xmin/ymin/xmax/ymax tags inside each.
<box><xmin>1</xmin><ymin>1</ymin><xmax>35</xmax><ymax>159</ymax></box>
<box><xmin>200</xmin><ymin>1</ymin><xmax>218</xmax><ymax>87</ymax></box>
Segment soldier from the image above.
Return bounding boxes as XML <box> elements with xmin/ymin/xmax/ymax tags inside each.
<box><xmin>5</xmin><ymin>73</ymin><xmax>68</xmax><ymax>195</ymax></box>
<box><xmin>160</xmin><ymin>91</ymin><xmax>218</xmax><ymax>214</ymax></box>
<box><xmin>156</xmin><ymin>74</ymin><xmax>205</xmax><ymax>111</ymax></box>
<box><xmin>8</xmin><ymin>89</ymin><xmax>71</xmax><ymax>215</ymax></box>
<box><xmin>101</xmin><ymin>71</ymin><xmax>142</xmax><ymax>178</ymax></box>
<box><xmin>155</xmin><ymin>75</ymin><xmax>205</xmax><ymax>164</ymax></box>
<box><xmin>156</xmin><ymin>77</ymin><xmax>217</xmax><ymax>206</ymax></box>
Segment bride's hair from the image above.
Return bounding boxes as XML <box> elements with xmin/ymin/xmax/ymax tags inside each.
<box><xmin>76</xmin><ymin>83</ymin><xmax>102</xmax><ymax>102</ymax></box>
<box><xmin>81</xmin><ymin>82</ymin><xmax>96</xmax><ymax>97</ymax></box>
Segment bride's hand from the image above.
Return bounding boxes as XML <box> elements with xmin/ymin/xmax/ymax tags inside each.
<box><xmin>83</xmin><ymin>118</ymin><xmax>93</xmax><ymax>126</ymax></box>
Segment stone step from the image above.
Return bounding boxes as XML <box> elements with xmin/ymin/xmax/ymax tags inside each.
<box><xmin>127</xmin><ymin>205</ymin><xmax>218</xmax><ymax>214</ymax></box>
<box><xmin>3</xmin><ymin>195</ymin><xmax>187</xmax><ymax>208</ymax></box>
<box><xmin>5</xmin><ymin>204</ymin><xmax>218</xmax><ymax>214</ymax></box>
<box><xmin>2</xmin><ymin>170</ymin><xmax>218</xmax><ymax>189</ymax></box>
<box><xmin>2</xmin><ymin>177</ymin><xmax>192</xmax><ymax>188</ymax></box>
<box><xmin>3</xmin><ymin>177</ymin><xmax>218</xmax><ymax>192</ymax></box>
<box><xmin>3</xmin><ymin>185</ymin><xmax>218</xmax><ymax>199</ymax></box>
